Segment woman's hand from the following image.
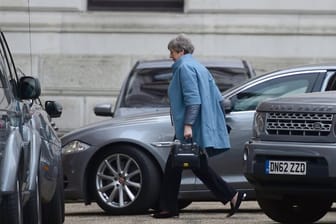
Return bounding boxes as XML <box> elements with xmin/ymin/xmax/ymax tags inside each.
<box><xmin>184</xmin><ymin>125</ymin><xmax>192</xmax><ymax>139</ymax></box>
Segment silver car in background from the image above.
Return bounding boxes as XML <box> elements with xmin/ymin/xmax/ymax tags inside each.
<box><xmin>61</xmin><ymin>61</ymin><xmax>336</xmax><ymax>214</ymax></box>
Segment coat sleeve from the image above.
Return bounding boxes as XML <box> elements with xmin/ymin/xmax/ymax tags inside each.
<box><xmin>184</xmin><ymin>104</ymin><xmax>201</xmax><ymax>125</ymax></box>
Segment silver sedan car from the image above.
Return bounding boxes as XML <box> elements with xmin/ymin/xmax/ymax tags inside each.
<box><xmin>61</xmin><ymin>61</ymin><xmax>336</xmax><ymax>214</ymax></box>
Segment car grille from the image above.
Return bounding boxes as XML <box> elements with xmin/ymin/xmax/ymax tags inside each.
<box><xmin>266</xmin><ymin>112</ymin><xmax>333</xmax><ymax>136</ymax></box>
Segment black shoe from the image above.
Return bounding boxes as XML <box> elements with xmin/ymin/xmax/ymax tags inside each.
<box><xmin>227</xmin><ymin>192</ymin><xmax>246</xmax><ymax>218</ymax></box>
<box><xmin>151</xmin><ymin>211</ymin><xmax>179</xmax><ymax>219</ymax></box>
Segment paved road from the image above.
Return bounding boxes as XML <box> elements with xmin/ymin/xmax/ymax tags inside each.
<box><xmin>64</xmin><ymin>201</ymin><xmax>336</xmax><ymax>224</ymax></box>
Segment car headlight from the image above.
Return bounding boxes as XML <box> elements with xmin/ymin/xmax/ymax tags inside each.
<box><xmin>62</xmin><ymin>140</ymin><xmax>90</xmax><ymax>154</ymax></box>
<box><xmin>253</xmin><ymin>112</ymin><xmax>265</xmax><ymax>138</ymax></box>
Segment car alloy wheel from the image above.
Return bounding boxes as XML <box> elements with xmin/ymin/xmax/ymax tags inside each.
<box><xmin>90</xmin><ymin>145</ymin><xmax>161</xmax><ymax>214</ymax></box>
<box><xmin>95</xmin><ymin>153</ymin><xmax>142</xmax><ymax>209</ymax></box>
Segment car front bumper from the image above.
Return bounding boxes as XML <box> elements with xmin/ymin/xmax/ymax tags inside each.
<box><xmin>62</xmin><ymin>145</ymin><xmax>99</xmax><ymax>202</ymax></box>
<box><xmin>244</xmin><ymin>139</ymin><xmax>336</xmax><ymax>197</ymax></box>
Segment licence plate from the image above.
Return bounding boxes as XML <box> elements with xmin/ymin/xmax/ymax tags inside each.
<box><xmin>265</xmin><ymin>160</ymin><xmax>307</xmax><ymax>175</ymax></box>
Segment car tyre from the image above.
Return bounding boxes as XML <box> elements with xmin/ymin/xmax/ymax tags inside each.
<box><xmin>24</xmin><ymin>175</ymin><xmax>42</xmax><ymax>224</ymax></box>
<box><xmin>90</xmin><ymin>145</ymin><xmax>160</xmax><ymax>214</ymax></box>
<box><xmin>257</xmin><ymin>193</ymin><xmax>332</xmax><ymax>223</ymax></box>
<box><xmin>0</xmin><ymin>174</ymin><xmax>23</xmax><ymax>224</ymax></box>
<box><xmin>178</xmin><ymin>200</ymin><xmax>192</xmax><ymax>210</ymax></box>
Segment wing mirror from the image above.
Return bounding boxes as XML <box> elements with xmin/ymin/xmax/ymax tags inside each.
<box><xmin>45</xmin><ymin>101</ymin><xmax>63</xmax><ymax>118</ymax></box>
<box><xmin>19</xmin><ymin>76</ymin><xmax>41</xmax><ymax>100</ymax></box>
<box><xmin>94</xmin><ymin>104</ymin><xmax>114</xmax><ymax>117</ymax></box>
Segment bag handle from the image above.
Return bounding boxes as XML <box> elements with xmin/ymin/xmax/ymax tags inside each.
<box><xmin>185</xmin><ymin>137</ymin><xmax>201</xmax><ymax>153</ymax></box>
<box><xmin>185</xmin><ymin>137</ymin><xmax>194</xmax><ymax>146</ymax></box>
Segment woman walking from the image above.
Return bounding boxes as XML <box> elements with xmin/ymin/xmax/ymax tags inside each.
<box><xmin>152</xmin><ymin>34</ymin><xmax>246</xmax><ymax>219</ymax></box>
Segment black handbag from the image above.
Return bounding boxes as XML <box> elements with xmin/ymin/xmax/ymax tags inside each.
<box><xmin>171</xmin><ymin>139</ymin><xmax>201</xmax><ymax>169</ymax></box>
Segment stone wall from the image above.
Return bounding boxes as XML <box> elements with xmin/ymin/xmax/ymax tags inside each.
<box><xmin>1</xmin><ymin>0</ymin><xmax>336</xmax><ymax>134</ymax></box>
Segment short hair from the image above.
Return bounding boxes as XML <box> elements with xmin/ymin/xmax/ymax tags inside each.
<box><xmin>167</xmin><ymin>33</ymin><xmax>194</xmax><ymax>54</ymax></box>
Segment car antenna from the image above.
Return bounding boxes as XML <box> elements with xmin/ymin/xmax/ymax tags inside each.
<box><xmin>27</xmin><ymin>0</ymin><xmax>35</xmax><ymax>107</ymax></box>
<box><xmin>27</xmin><ymin>0</ymin><xmax>33</xmax><ymax>76</ymax></box>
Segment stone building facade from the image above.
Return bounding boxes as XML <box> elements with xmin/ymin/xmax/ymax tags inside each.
<box><xmin>1</xmin><ymin>0</ymin><xmax>336</xmax><ymax>134</ymax></box>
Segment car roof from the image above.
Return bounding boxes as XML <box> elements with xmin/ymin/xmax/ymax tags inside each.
<box><xmin>265</xmin><ymin>63</ymin><xmax>336</xmax><ymax>76</ymax></box>
<box><xmin>223</xmin><ymin>63</ymin><xmax>336</xmax><ymax>96</ymax></box>
<box><xmin>135</xmin><ymin>58</ymin><xmax>250</xmax><ymax>70</ymax></box>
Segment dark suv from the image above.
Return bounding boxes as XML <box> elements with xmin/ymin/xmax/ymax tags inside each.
<box><xmin>0</xmin><ymin>31</ymin><xmax>64</xmax><ymax>224</ymax></box>
<box><xmin>244</xmin><ymin>66</ymin><xmax>336</xmax><ymax>223</ymax></box>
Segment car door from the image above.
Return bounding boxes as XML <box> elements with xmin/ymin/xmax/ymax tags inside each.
<box><xmin>194</xmin><ymin>70</ymin><xmax>327</xmax><ymax>190</ymax></box>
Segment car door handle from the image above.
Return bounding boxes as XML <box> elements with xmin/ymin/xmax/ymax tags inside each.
<box><xmin>150</xmin><ymin>142</ymin><xmax>173</xmax><ymax>147</ymax></box>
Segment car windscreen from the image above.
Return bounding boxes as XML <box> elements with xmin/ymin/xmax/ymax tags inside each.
<box><xmin>121</xmin><ymin>67</ymin><xmax>249</xmax><ymax>108</ymax></box>
<box><xmin>0</xmin><ymin>55</ymin><xmax>10</xmax><ymax>109</ymax></box>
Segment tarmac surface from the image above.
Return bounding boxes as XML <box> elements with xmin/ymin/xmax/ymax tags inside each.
<box><xmin>64</xmin><ymin>201</ymin><xmax>336</xmax><ymax>224</ymax></box>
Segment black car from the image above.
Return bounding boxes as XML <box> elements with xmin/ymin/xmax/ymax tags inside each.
<box><xmin>0</xmin><ymin>31</ymin><xmax>64</xmax><ymax>224</ymax></box>
<box><xmin>244</xmin><ymin>66</ymin><xmax>336</xmax><ymax>223</ymax></box>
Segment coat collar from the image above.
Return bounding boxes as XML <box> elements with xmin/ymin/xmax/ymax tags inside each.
<box><xmin>172</xmin><ymin>54</ymin><xmax>193</xmax><ymax>73</ymax></box>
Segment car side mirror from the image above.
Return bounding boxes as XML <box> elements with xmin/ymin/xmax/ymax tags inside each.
<box><xmin>94</xmin><ymin>103</ymin><xmax>114</xmax><ymax>117</ymax></box>
<box><xmin>223</xmin><ymin>98</ymin><xmax>232</xmax><ymax>114</ymax></box>
<box><xmin>45</xmin><ymin>101</ymin><xmax>63</xmax><ymax>118</ymax></box>
<box><xmin>19</xmin><ymin>76</ymin><xmax>41</xmax><ymax>100</ymax></box>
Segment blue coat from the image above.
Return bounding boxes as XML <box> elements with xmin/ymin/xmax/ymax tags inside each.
<box><xmin>168</xmin><ymin>54</ymin><xmax>231</xmax><ymax>150</ymax></box>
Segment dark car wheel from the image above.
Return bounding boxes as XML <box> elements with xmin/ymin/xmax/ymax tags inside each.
<box><xmin>90</xmin><ymin>145</ymin><xmax>161</xmax><ymax>214</ymax></box>
<box><xmin>42</xmin><ymin>166</ymin><xmax>64</xmax><ymax>224</ymax></box>
<box><xmin>0</xmin><ymin>175</ymin><xmax>23</xmax><ymax>224</ymax></box>
<box><xmin>257</xmin><ymin>193</ymin><xmax>332</xmax><ymax>223</ymax></box>
<box><xmin>178</xmin><ymin>200</ymin><xmax>192</xmax><ymax>210</ymax></box>
<box><xmin>24</xmin><ymin>175</ymin><xmax>42</xmax><ymax>224</ymax></box>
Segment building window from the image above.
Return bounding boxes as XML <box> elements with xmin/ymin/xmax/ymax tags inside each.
<box><xmin>88</xmin><ymin>0</ymin><xmax>184</xmax><ymax>12</ymax></box>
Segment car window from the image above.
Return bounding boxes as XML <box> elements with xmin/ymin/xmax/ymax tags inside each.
<box><xmin>0</xmin><ymin>33</ymin><xmax>19</xmax><ymax>100</ymax></box>
<box><xmin>122</xmin><ymin>68</ymin><xmax>171</xmax><ymax>107</ymax></box>
<box><xmin>122</xmin><ymin>67</ymin><xmax>249</xmax><ymax>108</ymax></box>
<box><xmin>0</xmin><ymin>74</ymin><xmax>10</xmax><ymax>109</ymax></box>
<box><xmin>0</xmin><ymin>50</ymin><xmax>10</xmax><ymax>108</ymax></box>
<box><xmin>0</xmin><ymin>44</ymin><xmax>8</xmax><ymax>88</ymax></box>
<box><xmin>230</xmin><ymin>73</ymin><xmax>318</xmax><ymax>112</ymax></box>
<box><xmin>211</xmin><ymin>68</ymin><xmax>249</xmax><ymax>91</ymax></box>
<box><xmin>0</xmin><ymin>33</ymin><xmax>17</xmax><ymax>81</ymax></box>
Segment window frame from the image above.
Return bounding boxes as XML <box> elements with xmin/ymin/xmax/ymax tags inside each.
<box><xmin>229</xmin><ymin>72</ymin><xmax>320</xmax><ymax>112</ymax></box>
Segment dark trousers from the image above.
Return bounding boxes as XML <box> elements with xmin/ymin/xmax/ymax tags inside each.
<box><xmin>158</xmin><ymin>150</ymin><xmax>237</xmax><ymax>213</ymax></box>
